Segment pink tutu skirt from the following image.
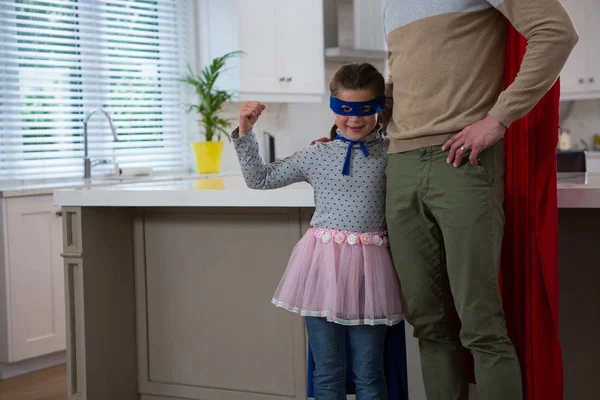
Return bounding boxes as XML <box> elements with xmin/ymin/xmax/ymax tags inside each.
<box><xmin>271</xmin><ymin>228</ymin><xmax>404</xmax><ymax>326</ymax></box>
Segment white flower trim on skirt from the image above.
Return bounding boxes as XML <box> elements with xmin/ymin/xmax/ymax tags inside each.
<box><xmin>311</xmin><ymin>228</ymin><xmax>389</xmax><ymax>247</ymax></box>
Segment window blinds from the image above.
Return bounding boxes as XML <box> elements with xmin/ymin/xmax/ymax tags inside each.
<box><xmin>0</xmin><ymin>0</ymin><xmax>191</xmax><ymax>180</ymax></box>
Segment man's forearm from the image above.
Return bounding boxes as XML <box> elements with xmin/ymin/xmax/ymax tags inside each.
<box><xmin>488</xmin><ymin>0</ymin><xmax>578</xmax><ymax>127</ymax></box>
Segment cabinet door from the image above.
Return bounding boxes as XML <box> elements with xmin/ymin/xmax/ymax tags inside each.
<box><xmin>584</xmin><ymin>0</ymin><xmax>600</xmax><ymax>93</ymax></box>
<box><xmin>276</xmin><ymin>0</ymin><xmax>325</xmax><ymax>95</ymax></box>
<box><xmin>6</xmin><ymin>195</ymin><xmax>66</xmax><ymax>361</ymax></box>
<box><xmin>136</xmin><ymin>209</ymin><xmax>307</xmax><ymax>399</ymax></box>
<box><xmin>560</xmin><ymin>0</ymin><xmax>587</xmax><ymax>96</ymax></box>
<box><xmin>238</xmin><ymin>0</ymin><xmax>282</xmax><ymax>94</ymax></box>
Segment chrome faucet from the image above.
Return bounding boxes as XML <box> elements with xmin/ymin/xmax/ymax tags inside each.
<box><xmin>83</xmin><ymin>108</ymin><xmax>119</xmax><ymax>180</ymax></box>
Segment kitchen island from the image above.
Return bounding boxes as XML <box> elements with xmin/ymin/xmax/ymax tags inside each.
<box><xmin>53</xmin><ymin>173</ymin><xmax>600</xmax><ymax>400</ymax></box>
<box><xmin>556</xmin><ymin>173</ymin><xmax>600</xmax><ymax>400</ymax></box>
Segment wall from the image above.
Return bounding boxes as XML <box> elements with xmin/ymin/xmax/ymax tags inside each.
<box><xmin>560</xmin><ymin>99</ymin><xmax>600</xmax><ymax>151</ymax></box>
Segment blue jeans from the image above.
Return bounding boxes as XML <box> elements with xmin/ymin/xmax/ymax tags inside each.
<box><xmin>305</xmin><ymin>317</ymin><xmax>388</xmax><ymax>400</ymax></box>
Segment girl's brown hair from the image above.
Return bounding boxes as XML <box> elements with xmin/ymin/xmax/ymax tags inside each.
<box><xmin>329</xmin><ymin>63</ymin><xmax>386</xmax><ymax>140</ymax></box>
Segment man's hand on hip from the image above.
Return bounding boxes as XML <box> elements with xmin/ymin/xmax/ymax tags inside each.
<box><xmin>442</xmin><ymin>114</ymin><xmax>506</xmax><ymax>167</ymax></box>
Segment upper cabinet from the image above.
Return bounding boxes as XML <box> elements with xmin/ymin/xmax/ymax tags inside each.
<box><xmin>560</xmin><ymin>0</ymin><xmax>600</xmax><ymax>100</ymax></box>
<box><xmin>197</xmin><ymin>0</ymin><xmax>326</xmax><ymax>103</ymax></box>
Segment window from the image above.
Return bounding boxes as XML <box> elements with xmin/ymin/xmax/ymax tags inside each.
<box><xmin>0</xmin><ymin>0</ymin><xmax>191</xmax><ymax>180</ymax></box>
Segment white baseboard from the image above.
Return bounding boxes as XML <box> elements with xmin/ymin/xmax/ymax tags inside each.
<box><xmin>0</xmin><ymin>351</ymin><xmax>66</xmax><ymax>379</ymax></box>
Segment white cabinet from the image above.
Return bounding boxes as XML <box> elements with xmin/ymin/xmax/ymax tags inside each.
<box><xmin>0</xmin><ymin>195</ymin><xmax>66</xmax><ymax>362</ymax></box>
<box><xmin>197</xmin><ymin>0</ymin><xmax>325</xmax><ymax>103</ymax></box>
<box><xmin>560</xmin><ymin>0</ymin><xmax>600</xmax><ymax>100</ymax></box>
<box><xmin>274</xmin><ymin>2</ymin><xmax>326</xmax><ymax>95</ymax></box>
<box><xmin>236</xmin><ymin>0</ymin><xmax>280</xmax><ymax>95</ymax></box>
<box><xmin>584</xmin><ymin>2</ymin><xmax>600</xmax><ymax>93</ymax></box>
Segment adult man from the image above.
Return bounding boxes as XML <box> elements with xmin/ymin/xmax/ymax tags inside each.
<box><xmin>382</xmin><ymin>1</ymin><xmax>578</xmax><ymax>400</ymax></box>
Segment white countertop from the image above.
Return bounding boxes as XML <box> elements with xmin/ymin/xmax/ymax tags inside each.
<box><xmin>557</xmin><ymin>173</ymin><xmax>600</xmax><ymax>208</ymax></box>
<box><xmin>54</xmin><ymin>175</ymin><xmax>315</xmax><ymax>207</ymax></box>
<box><xmin>0</xmin><ymin>172</ymin><xmax>199</xmax><ymax>198</ymax></box>
<box><xmin>52</xmin><ymin>173</ymin><xmax>600</xmax><ymax>209</ymax></box>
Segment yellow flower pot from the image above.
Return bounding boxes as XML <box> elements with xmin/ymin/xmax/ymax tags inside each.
<box><xmin>191</xmin><ymin>141</ymin><xmax>224</xmax><ymax>174</ymax></box>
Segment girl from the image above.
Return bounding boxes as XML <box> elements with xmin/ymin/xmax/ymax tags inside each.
<box><xmin>233</xmin><ymin>64</ymin><xmax>403</xmax><ymax>400</ymax></box>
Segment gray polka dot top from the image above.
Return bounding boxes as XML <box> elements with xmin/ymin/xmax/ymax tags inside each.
<box><xmin>233</xmin><ymin>128</ymin><xmax>388</xmax><ymax>233</ymax></box>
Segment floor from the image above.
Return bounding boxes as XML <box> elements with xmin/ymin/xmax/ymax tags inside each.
<box><xmin>0</xmin><ymin>365</ymin><xmax>67</xmax><ymax>400</ymax></box>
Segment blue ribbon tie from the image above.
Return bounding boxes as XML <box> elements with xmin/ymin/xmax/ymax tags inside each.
<box><xmin>334</xmin><ymin>135</ymin><xmax>369</xmax><ymax>176</ymax></box>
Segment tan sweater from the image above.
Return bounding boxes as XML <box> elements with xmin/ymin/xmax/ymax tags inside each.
<box><xmin>383</xmin><ymin>0</ymin><xmax>579</xmax><ymax>153</ymax></box>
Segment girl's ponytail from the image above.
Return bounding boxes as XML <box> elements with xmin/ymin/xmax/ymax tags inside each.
<box><xmin>330</xmin><ymin>124</ymin><xmax>338</xmax><ymax>140</ymax></box>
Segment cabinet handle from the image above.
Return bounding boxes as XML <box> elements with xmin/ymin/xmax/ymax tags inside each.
<box><xmin>56</xmin><ymin>210</ymin><xmax>63</xmax><ymax>217</ymax></box>
<box><xmin>286</xmin><ymin>77</ymin><xmax>292</xmax><ymax>82</ymax></box>
<box><xmin>279</xmin><ymin>77</ymin><xmax>285</xmax><ymax>82</ymax></box>
<box><xmin>579</xmin><ymin>78</ymin><xmax>585</xmax><ymax>84</ymax></box>
<box><xmin>590</xmin><ymin>77</ymin><xmax>595</xmax><ymax>84</ymax></box>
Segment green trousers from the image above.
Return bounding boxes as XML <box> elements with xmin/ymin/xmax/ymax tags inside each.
<box><xmin>386</xmin><ymin>142</ymin><xmax>523</xmax><ymax>400</ymax></box>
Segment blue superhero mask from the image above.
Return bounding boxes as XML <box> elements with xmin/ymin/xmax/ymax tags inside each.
<box><xmin>329</xmin><ymin>94</ymin><xmax>386</xmax><ymax>116</ymax></box>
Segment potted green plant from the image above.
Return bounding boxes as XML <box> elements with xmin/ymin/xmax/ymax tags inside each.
<box><xmin>181</xmin><ymin>50</ymin><xmax>242</xmax><ymax>174</ymax></box>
